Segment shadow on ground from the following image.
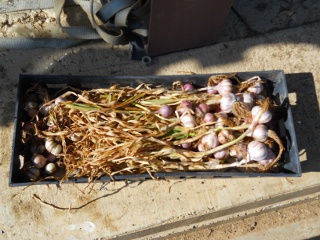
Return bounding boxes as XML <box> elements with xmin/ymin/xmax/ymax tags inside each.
<box><xmin>285</xmin><ymin>73</ymin><xmax>320</xmax><ymax>173</ymax></box>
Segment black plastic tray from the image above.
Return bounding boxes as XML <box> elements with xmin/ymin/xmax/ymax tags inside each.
<box><xmin>9</xmin><ymin>71</ymin><xmax>301</xmax><ymax>187</ymax></box>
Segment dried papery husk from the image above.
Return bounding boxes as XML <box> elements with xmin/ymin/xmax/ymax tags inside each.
<box><xmin>229</xmin><ymin>141</ymin><xmax>247</xmax><ymax>159</ymax></box>
<box><xmin>237</xmin><ymin>76</ymin><xmax>264</xmax><ymax>93</ymax></box>
<box><xmin>214</xmin><ymin>113</ymin><xmax>236</xmax><ymax>127</ymax></box>
<box><xmin>232</xmin><ymin>102</ymin><xmax>252</xmax><ymax>120</ymax></box>
<box><xmin>207</xmin><ymin>74</ymin><xmax>237</xmax><ymax>86</ymax></box>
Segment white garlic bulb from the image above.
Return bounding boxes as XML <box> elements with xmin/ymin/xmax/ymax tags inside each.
<box><xmin>181</xmin><ymin>114</ymin><xmax>196</xmax><ymax>128</ymax></box>
<box><xmin>45</xmin><ymin>138</ymin><xmax>62</xmax><ymax>155</ymax></box>
<box><xmin>200</xmin><ymin>133</ymin><xmax>219</xmax><ymax>150</ymax></box>
<box><xmin>45</xmin><ymin>163</ymin><xmax>57</xmax><ymax>175</ymax></box>
<box><xmin>241</xmin><ymin>92</ymin><xmax>254</xmax><ymax>110</ymax></box>
<box><xmin>248</xmin><ymin>124</ymin><xmax>268</xmax><ymax>142</ymax></box>
<box><xmin>247</xmin><ymin>141</ymin><xmax>268</xmax><ymax>161</ymax></box>
<box><xmin>259</xmin><ymin>149</ymin><xmax>276</xmax><ymax>165</ymax></box>
<box><xmin>251</xmin><ymin>105</ymin><xmax>272</xmax><ymax>124</ymax></box>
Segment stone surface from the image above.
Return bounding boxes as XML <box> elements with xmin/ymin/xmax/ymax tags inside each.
<box><xmin>0</xmin><ymin>0</ymin><xmax>320</xmax><ymax>239</ymax></box>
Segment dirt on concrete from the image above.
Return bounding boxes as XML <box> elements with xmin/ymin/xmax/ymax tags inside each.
<box><xmin>164</xmin><ymin>198</ymin><xmax>320</xmax><ymax>240</ymax></box>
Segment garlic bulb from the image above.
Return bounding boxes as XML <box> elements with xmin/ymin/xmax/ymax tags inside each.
<box><xmin>220</xmin><ymin>93</ymin><xmax>236</xmax><ymax>113</ymax></box>
<box><xmin>158</xmin><ymin>105</ymin><xmax>173</xmax><ymax>118</ymax></box>
<box><xmin>32</xmin><ymin>154</ymin><xmax>47</xmax><ymax>168</ymax></box>
<box><xmin>217</xmin><ymin>79</ymin><xmax>233</xmax><ymax>95</ymax></box>
<box><xmin>218</xmin><ymin>130</ymin><xmax>235</xmax><ymax>144</ymax></box>
<box><xmin>27</xmin><ymin>108</ymin><xmax>38</xmax><ymax>118</ymax></box>
<box><xmin>181</xmin><ymin>142</ymin><xmax>192</xmax><ymax>149</ymax></box>
<box><xmin>200</xmin><ymin>133</ymin><xmax>219</xmax><ymax>150</ymax></box>
<box><xmin>54</xmin><ymin>97</ymin><xmax>66</xmax><ymax>105</ymax></box>
<box><xmin>25</xmin><ymin>101</ymin><xmax>39</xmax><ymax>118</ymax></box>
<box><xmin>180</xmin><ymin>114</ymin><xmax>196</xmax><ymax>128</ymax></box>
<box><xmin>247</xmin><ymin>141</ymin><xmax>268</xmax><ymax>161</ymax></box>
<box><xmin>195</xmin><ymin>103</ymin><xmax>209</xmax><ymax>116</ymax></box>
<box><xmin>207</xmin><ymin>86</ymin><xmax>218</xmax><ymax>94</ymax></box>
<box><xmin>203</xmin><ymin>113</ymin><xmax>216</xmax><ymax>123</ymax></box>
<box><xmin>70</xmin><ymin>132</ymin><xmax>82</xmax><ymax>142</ymax></box>
<box><xmin>259</xmin><ymin>149</ymin><xmax>276</xmax><ymax>165</ymax></box>
<box><xmin>183</xmin><ymin>83</ymin><xmax>194</xmax><ymax>91</ymax></box>
<box><xmin>237</xmin><ymin>92</ymin><xmax>254</xmax><ymax>110</ymax></box>
<box><xmin>45</xmin><ymin>138</ymin><xmax>62</xmax><ymax>155</ymax></box>
<box><xmin>250</xmin><ymin>124</ymin><xmax>268</xmax><ymax>142</ymax></box>
<box><xmin>45</xmin><ymin>163</ymin><xmax>57</xmax><ymax>175</ymax></box>
<box><xmin>197</xmin><ymin>143</ymin><xmax>205</xmax><ymax>152</ymax></box>
<box><xmin>30</xmin><ymin>141</ymin><xmax>45</xmax><ymax>154</ymax></box>
<box><xmin>248</xmin><ymin>82</ymin><xmax>263</xmax><ymax>94</ymax></box>
<box><xmin>214</xmin><ymin>148</ymin><xmax>229</xmax><ymax>159</ymax></box>
<box><xmin>176</xmin><ymin>101</ymin><xmax>193</xmax><ymax>115</ymax></box>
<box><xmin>251</xmin><ymin>105</ymin><xmax>272</xmax><ymax>124</ymax></box>
<box><xmin>22</xmin><ymin>164</ymin><xmax>40</xmax><ymax>181</ymax></box>
<box><xmin>46</xmin><ymin>153</ymin><xmax>57</xmax><ymax>163</ymax></box>
<box><xmin>39</xmin><ymin>102</ymin><xmax>53</xmax><ymax>115</ymax></box>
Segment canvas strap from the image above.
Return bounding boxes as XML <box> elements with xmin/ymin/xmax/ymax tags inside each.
<box><xmin>54</xmin><ymin>0</ymin><xmax>150</xmax><ymax>45</ymax></box>
<box><xmin>0</xmin><ymin>0</ymin><xmax>150</xmax><ymax>60</ymax></box>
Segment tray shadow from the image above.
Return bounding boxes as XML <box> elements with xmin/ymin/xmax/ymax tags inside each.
<box><xmin>285</xmin><ymin>73</ymin><xmax>320</xmax><ymax>173</ymax></box>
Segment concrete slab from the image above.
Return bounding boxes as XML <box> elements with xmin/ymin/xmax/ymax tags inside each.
<box><xmin>0</xmin><ymin>20</ymin><xmax>320</xmax><ymax>239</ymax></box>
<box><xmin>231</xmin><ymin>0</ymin><xmax>320</xmax><ymax>34</ymax></box>
<box><xmin>0</xmin><ymin>0</ymin><xmax>320</xmax><ymax>239</ymax></box>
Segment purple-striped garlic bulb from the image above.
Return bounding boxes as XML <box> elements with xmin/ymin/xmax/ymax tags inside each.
<box><xmin>214</xmin><ymin>148</ymin><xmax>229</xmax><ymax>159</ymax></box>
<box><xmin>198</xmin><ymin>132</ymin><xmax>219</xmax><ymax>151</ymax></box>
<box><xmin>220</xmin><ymin>93</ymin><xmax>236</xmax><ymax>113</ymax></box>
<box><xmin>247</xmin><ymin>82</ymin><xmax>263</xmax><ymax>94</ymax></box>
